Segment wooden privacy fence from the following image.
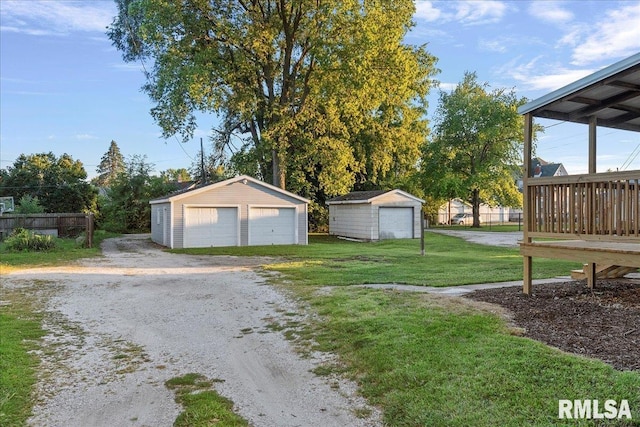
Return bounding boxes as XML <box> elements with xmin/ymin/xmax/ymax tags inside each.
<box><xmin>526</xmin><ymin>170</ymin><xmax>639</xmax><ymax>240</ymax></box>
<box><xmin>0</xmin><ymin>213</ymin><xmax>94</xmax><ymax>247</ymax></box>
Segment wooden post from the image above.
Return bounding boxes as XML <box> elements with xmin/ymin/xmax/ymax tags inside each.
<box><xmin>420</xmin><ymin>218</ymin><xmax>425</xmax><ymax>256</ymax></box>
<box><xmin>588</xmin><ymin>116</ymin><xmax>597</xmax><ymax>174</ymax></box>
<box><xmin>586</xmin><ymin>262</ymin><xmax>596</xmax><ymax>290</ymax></box>
<box><xmin>522</xmin><ymin>113</ymin><xmax>534</xmax><ymax>294</ymax></box>
<box><xmin>85</xmin><ymin>214</ymin><xmax>94</xmax><ymax>248</ymax></box>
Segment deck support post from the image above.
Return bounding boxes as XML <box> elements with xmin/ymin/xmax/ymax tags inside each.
<box><xmin>586</xmin><ymin>262</ymin><xmax>597</xmax><ymax>289</ymax></box>
<box><xmin>523</xmin><ymin>256</ymin><xmax>533</xmax><ymax>294</ymax></box>
<box><xmin>522</xmin><ymin>113</ymin><xmax>533</xmax><ymax>294</ymax></box>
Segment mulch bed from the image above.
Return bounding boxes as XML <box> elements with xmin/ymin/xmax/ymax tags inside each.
<box><xmin>466</xmin><ymin>279</ymin><xmax>640</xmax><ymax>371</ymax></box>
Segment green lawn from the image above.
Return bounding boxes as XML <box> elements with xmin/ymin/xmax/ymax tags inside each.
<box><xmin>302</xmin><ymin>287</ymin><xmax>640</xmax><ymax>426</ymax></box>
<box><xmin>0</xmin><ymin>230</ymin><xmax>118</xmax><ymax>426</ymax></box>
<box><xmin>175</xmin><ymin>233</ymin><xmax>639</xmax><ymax>426</ymax></box>
<box><xmin>173</xmin><ymin>233</ymin><xmax>577</xmax><ymax>287</ymax></box>
<box><xmin>0</xmin><ymin>230</ymin><xmax>119</xmax><ymax>273</ymax></box>
<box><xmin>3</xmin><ymin>232</ymin><xmax>638</xmax><ymax>426</ymax></box>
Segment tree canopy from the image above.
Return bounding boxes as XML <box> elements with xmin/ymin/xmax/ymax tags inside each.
<box><xmin>0</xmin><ymin>152</ymin><xmax>97</xmax><ymax>214</ymax></box>
<box><xmin>100</xmin><ymin>155</ymin><xmax>179</xmax><ymax>232</ymax></box>
<box><xmin>108</xmin><ymin>0</ymin><xmax>437</xmax><ymax>200</ymax></box>
<box><xmin>93</xmin><ymin>140</ymin><xmax>125</xmax><ymax>187</ymax></box>
<box><xmin>421</xmin><ymin>72</ymin><xmax>528</xmax><ymax>227</ymax></box>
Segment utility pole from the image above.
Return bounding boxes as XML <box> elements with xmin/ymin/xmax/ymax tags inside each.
<box><xmin>200</xmin><ymin>138</ymin><xmax>206</xmax><ymax>184</ymax></box>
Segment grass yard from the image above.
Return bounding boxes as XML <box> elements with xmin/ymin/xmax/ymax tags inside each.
<box><xmin>299</xmin><ymin>287</ymin><xmax>640</xmax><ymax>426</ymax></box>
<box><xmin>0</xmin><ymin>230</ymin><xmax>119</xmax><ymax>274</ymax></box>
<box><xmin>176</xmin><ymin>233</ymin><xmax>639</xmax><ymax>425</ymax></box>
<box><xmin>0</xmin><ymin>230</ymin><xmax>118</xmax><ymax>426</ymax></box>
<box><xmin>173</xmin><ymin>233</ymin><xmax>578</xmax><ymax>287</ymax></box>
<box><xmin>0</xmin><ymin>289</ymin><xmax>45</xmax><ymax>427</ymax></box>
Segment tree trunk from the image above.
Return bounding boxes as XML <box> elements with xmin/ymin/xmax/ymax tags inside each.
<box><xmin>471</xmin><ymin>188</ymin><xmax>481</xmax><ymax>228</ymax></box>
<box><xmin>272</xmin><ymin>149</ymin><xmax>286</xmax><ymax>189</ymax></box>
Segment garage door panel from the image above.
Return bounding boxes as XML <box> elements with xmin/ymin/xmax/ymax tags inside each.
<box><xmin>185</xmin><ymin>207</ymin><xmax>238</xmax><ymax>248</ymax></box>
<box><xmin>379</xmin><ymin>207</ymin><xmax>413</xmax><ymax>239</ymax></box>
<box><xmin>249</xmin><ymin>207</ymin><xmax>295</xmax><ymax>245</ymax></box>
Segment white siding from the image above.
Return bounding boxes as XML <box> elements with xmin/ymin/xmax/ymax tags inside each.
<box><xmin>329</xmin><ymin>204</ymin><xmax>375</xmax><ymax>240</ymax></box>
<box><xmin>151</xmin><ymin>202</ymin><xmax>170</xmax><ymax>245</ymax></box>
<box><xmin>167</xmin><ymin>180</ymin><xmax>306</xmax><ymax>248</ymax></box>
<box><xmin>328</xmin><ymin>191</ymin><xmax>423</xmax><ymax>240</ymax></box>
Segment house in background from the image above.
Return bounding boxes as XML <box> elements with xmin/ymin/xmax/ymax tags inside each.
<box><xmin>327</xmin><ymin>190</ymin><xmax>424</xmax><ymax>240</ymax></box>
<box><xmin>150</xmin><ymin>175</ymin><xmax>309</xmax><ymax>248</ymax></box>
<box><xmin>438</xmin><ymin>199</ymin><xmax>512</xmax><ymax>225</ymax></box>
<box><xmin>516</xmin><ymin>157</ymin><xmax>568</xmax><ymax>191</ymax></box>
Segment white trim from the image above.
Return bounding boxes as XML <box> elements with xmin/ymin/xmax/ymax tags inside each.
<box><xmin>183</xmin><ymin>204</ymin><xmax>241</xmax><ymax>247</ymax></box>
<box><xmin>247</xmin><ymin>204</ymin><xmax>298</xmax><ymax>245</ymax></box>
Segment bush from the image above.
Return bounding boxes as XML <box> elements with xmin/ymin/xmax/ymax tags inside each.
<box><xmin>4</xmin><ymin>228</ymin><xmax>57</xmax><ymax>252</ymax></box>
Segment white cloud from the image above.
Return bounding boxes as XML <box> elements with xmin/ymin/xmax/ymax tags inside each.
<box><xmin>413</xmin><ymin>0</ymin><xmax>507</xmax><ymax>26</ymax></box>
<box><xmin>0</xmin><ymin>1</ymin><xmax>116</xmax><ymax>36</ymax></box>
<box><xmin>414</xmin><ymin>1</ymin><xmax>442</xmax><ymax>22</ymax></box>
<box><xmin>571</xmin><ymin>3</ymin><xmax>640</xmax><ymax>65</ymax></box>
<box><xmin>454</xmin><ymin>0</ymin><xmax>507</xmax><ymax>26</ymax></box>
<box><xmin>528</xmin><ymin>1</ymin><xmax>573</xmax><ymax>24</ymax></box>
<box><xmin>75</xmin><ymin>134</ymin><xmax>98</xmax><ymax>140</ymax></box>
<box><xmin>478</xmin><ymin>36</ymin><xmax>515</xmax><ymax>53</ymax></box>
<box><xmin>497</xmin><ymin>56</ymin><xmax>594</xmax><ymax>92</ymax></box>
<box><xmin>525</xmin><ymin>68</ymin><xmax>594</xmax><ymax>91</ymax></box>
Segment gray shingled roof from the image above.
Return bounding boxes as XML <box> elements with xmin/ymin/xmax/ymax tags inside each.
<box><xmin>327</xmin><ymin>190</ymin><xmax>390</xmax><ymax>202</ymax></box>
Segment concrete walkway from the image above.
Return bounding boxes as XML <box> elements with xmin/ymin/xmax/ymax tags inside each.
<box><xmin>355</xmin><ymin>277</ymin><xmax>573</xmax><ymax>296</ymax></box>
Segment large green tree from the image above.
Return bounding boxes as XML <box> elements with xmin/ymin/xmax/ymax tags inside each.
<box><xmin>101</xmin><ymin>155</ymin><xmax>179</xmax><ymax>232</ymax></box>
<box><xmin>108</xmin><ymin>0</ymin><xmax>437</xmax><ymax>198</ymax></box>
<box><xmin>93</xmin><ymin>140</ymin><xmax>125</xmax><ymax>187</ymax></box>
<box><xmin>0</xmin><ymin>152</ymin><xmax>98</xmax><ymax>214</ymax></box>
<box><xmin>421</xmin><ymin>72</ymin><xmax>527</xmax><ymax>227</ymax></box>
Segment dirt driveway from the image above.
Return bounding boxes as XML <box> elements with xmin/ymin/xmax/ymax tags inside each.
<box><xmin>4</xmin><ymin>235</ymin><xmax>379</xmax><ymax>427</ymax></box>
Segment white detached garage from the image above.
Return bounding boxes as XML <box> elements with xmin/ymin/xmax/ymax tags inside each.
<box><xmin>150</xmin><ymin>175</ymin><xmax>309</xmax><ymax>248</ymax></box>
<box><xmin>327</xmin><ymin>190</ymin><xmax>424</xmax><ymax>241</ymax></box>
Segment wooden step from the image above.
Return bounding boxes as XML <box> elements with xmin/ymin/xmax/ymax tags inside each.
<box><xmin>571</xmin><ymin>264</ymin><xmax>639</xmax><ymax>280</ymax></box>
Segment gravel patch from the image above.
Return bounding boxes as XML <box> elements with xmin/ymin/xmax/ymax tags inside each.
<box><xmin>4</xmin><ymin>235</ymin><xmax>380</xmax><ymax>427</ymax></box>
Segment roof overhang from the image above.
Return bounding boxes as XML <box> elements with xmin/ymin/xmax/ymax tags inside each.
<box><xmin>326</xmin><ymin>189</ymin><xmax>425</xmax><ymax>205</ymax></box>
<box><xmin>518</xmin><ymin>52</ymin><xmax>640</xmax><ymax>132</ymax></box>
<box><xmin>150</xmin><ymin>175</ymin><xmax>310</xmax><ymax>204</ymax></box>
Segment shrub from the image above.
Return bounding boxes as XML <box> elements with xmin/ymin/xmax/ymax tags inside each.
<box><xmin>4</xmin><ymin>228</ymin><xmax>57</xmax><ymax>252</ymax></box>
<box><xmin>15</xmin><ymin>195</ymin><xmax>45</xmax><ymax>214</ymax></box>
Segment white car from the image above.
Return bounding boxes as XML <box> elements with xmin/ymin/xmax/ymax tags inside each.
<box><xmin>449</xmin><ymin>213</ymin><xmax>481</xmax><ymax>225</ymax></box>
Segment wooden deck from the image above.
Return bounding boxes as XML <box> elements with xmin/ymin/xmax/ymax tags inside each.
<box><xmin>521</xmin><ymin>240</ymin><xmax>640</xmax><ymax>291</ymax></box>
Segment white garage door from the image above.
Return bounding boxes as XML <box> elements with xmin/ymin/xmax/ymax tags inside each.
<box><xmin>184</xmin><ymin>207</ymin><xmax>238</xmax><ymax>248</ymax></box>
<box><xmin>379</xmin><ymin>207</ymin><xmax>413</xmax><ymax>239</ymax></box>
<box><xmin>249</xmin><ymin>207</ymin><xmax>296</xmax><ymax>245</ymax></box>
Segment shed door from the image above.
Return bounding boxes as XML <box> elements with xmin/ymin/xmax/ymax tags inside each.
<box><xmin>379</xmin><ymin>207</ymin><xmax>413</xmax><ymax>239</ymax></box>
<box><xmin>184</xmin><ymin>207</ymin><xmax>238</xmax><ymax>248</ymax></box>
<box><xmin>249</xmin><ymin>207</ymin><xmax>296</xmax><ymax>245</ymax></box>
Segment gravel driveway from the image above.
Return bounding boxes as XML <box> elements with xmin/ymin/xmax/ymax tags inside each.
<box><xmin>5</xmin><ymin>235</ymin><xmax>379</xmax><ymax>427</ymax></box>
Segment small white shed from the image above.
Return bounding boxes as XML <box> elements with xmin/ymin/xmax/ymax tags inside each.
<box><xmin>150</xmin><ymin>175</ymin><xmax>309</xmax><ymax>248</ymax></box>
<box><xmin>327</xmin><ymin>190</ymin><xmax>424</xmax><ymax>240</ymax></box>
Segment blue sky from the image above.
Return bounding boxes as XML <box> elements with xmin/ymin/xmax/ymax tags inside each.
<box><xmin>1</xmin><ymin>0</ymin><xmax>640</xmax><ymax>180</ymax></box>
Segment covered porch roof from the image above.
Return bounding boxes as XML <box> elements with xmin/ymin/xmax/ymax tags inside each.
<box><xmin>518</xmin><ymin>52</ymin><xmax>640</xmax><ymax>132</ymax></box>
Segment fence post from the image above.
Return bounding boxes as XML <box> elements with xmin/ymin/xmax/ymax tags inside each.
<box><xmin>85</xmin><ymin>214</ymin><xmax>94</xmax><ymax>248</ymax></box>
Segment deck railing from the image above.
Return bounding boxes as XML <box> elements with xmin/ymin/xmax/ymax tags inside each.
<box><xmin>526</xmin><ymin>170</ymin><xmax>640</xmax><ymax>240</ymax></box>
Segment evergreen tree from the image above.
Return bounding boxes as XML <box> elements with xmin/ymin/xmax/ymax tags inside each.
<box><xmin>94</xmin><ymin>140</ymin><xmax>125</xmax><ymax>187</ymax></box>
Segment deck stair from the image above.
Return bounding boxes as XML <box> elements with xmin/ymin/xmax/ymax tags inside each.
<box><xmin>570</xmin><ymin>264</ymin><xmax>639</xmax><ymax>280</ymax></box>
